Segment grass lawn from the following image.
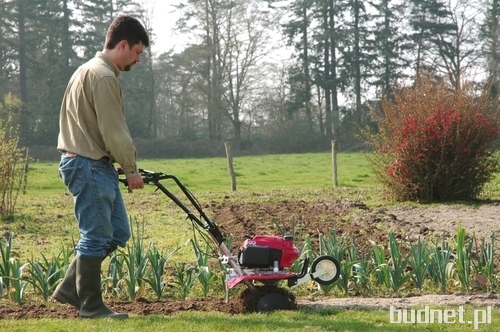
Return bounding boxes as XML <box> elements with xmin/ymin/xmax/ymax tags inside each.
<box><xmin>25</xmin><ymin>152</ymin><xmax>380</xmax><ymax>195</ymax></box>
<box><xmin>1</xmin><ymin>306</ymin><xmax>498</xmax><ymax>331</ymax></box>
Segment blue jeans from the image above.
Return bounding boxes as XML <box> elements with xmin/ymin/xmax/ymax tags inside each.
<box><xmin>59</xmin><ymin>153</ymin><xmax>131</xmax><ymax>258</ymax></box>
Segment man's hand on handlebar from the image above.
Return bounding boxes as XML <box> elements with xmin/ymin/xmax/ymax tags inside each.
<box><xmin>125</xmin><ymin>171</ymin><xmax>144</xmax><ymax>191</ymax></box>
<box><xmin>117</xmin><ymin>168</ymin><xmax>169</xmax><ymax>190</ymax></box>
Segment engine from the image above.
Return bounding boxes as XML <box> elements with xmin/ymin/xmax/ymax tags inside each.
<box><xmin>237</xmin><ymin>235</ymin><xmax>300</xmax><ymax>270</ymax></box>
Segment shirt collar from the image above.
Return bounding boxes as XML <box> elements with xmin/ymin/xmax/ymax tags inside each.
<box><xmin>95</xmin><ymin>51</ymin><xmax>121</xmax><ymax>77</ymax></box>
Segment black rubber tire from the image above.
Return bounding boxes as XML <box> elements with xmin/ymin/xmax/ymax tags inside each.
<box><xmin>311</xmin><ymin>255</ymin><xmax>340</xmax><ymax>285</ymax></box>
<box><xmin>257</xmin><ymin>293</ymin><xmax>293</xmax><ymax>312</ymax></box>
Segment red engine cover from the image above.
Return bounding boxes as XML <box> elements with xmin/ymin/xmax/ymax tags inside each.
<box><xmin>241</xmin><ymin>235</ymin><xmax>300</xmax><ymax>268</ymax></box>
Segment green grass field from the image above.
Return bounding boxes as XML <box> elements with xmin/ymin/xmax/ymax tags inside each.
<box><xmin>26</xmin><ymin>152</ymin><xmax>380</xmax><ymax>194</ymax></box>
<box><xmin>2</xmin><ymin>152</ymin><xmax>500</xmax><ymax>331</ymax></box>
<box><xmin>2</xmin><ymin>307</ymin><xmax>499</xmax><ymax>331</ymax></box>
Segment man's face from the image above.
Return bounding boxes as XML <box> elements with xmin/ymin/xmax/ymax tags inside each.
<box><xmin>118</xmin><ymin>40</ymin><xmax>145</xmax><ymax>71</ymax></box>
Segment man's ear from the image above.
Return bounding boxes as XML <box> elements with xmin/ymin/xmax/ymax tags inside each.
<box><xmin>118</xmin><ymin>40</ymin><xmax>128</xmax><ymax>51</ymax></box>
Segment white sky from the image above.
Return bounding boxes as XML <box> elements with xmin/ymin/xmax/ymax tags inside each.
<box><xmin>146</xmin><ymin>0</ymin><xmax>184</xmax><ymax>54</ymax></box>
<box><xmin>145</xmin><ymin>0</ymin><xmax>293</xmax><ymax>55</ymax></box>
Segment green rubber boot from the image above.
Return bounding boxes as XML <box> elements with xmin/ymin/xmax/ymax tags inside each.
<box><xmin>52</xmin><ymin>257</ymin><xmax>80</xmax><ymax>309</ymax></box>
<box><xmin>76</xmin><ymin>256</ymin><xmax>128</xmax><ymax>319</ymax></box>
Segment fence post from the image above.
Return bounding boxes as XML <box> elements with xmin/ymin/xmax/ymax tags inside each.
<box><xmin>331</xmin><ymin>140</ymin><xmax>338</xmax><ymax>188</ymax></box>
<box><xmin>225</xmin><ymin>142</ymin><xmax>236</xmax><ymax>191</ymax></box>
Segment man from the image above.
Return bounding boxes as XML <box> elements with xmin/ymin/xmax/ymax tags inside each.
<box><xmin>52</xmin><ymin>15</ymin><xmax>149</xmax><ymax>319</ymax></box>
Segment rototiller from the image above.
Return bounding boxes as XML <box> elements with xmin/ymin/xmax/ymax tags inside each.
<box><xmin>119</xmin><ymin>168</ymin><xmax>340</xmax><ymax>311</ymax></box>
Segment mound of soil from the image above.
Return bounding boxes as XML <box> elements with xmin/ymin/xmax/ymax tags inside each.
<box><xmin>0</xmin><ymin>286</ymin><xmax>294</xmax><ymax>319</ymax></box>
<box><xmin>1</xmin><ymin>199</ymin><xmax>499</xmax><ymax>319</ymax></box>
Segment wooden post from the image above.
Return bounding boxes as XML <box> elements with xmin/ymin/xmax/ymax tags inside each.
<box><xmin>225</xmin><ymin>142</ymin><xmax>236</xmax><ymax>191</ymax></box>
<box><xmin>23</xmin><ymin>147</ymin><xmax>30</xmax><ymax>194</ymax></box>
<box><xmin>331</xmin><ymin>140</ymin><xmax>338</xmax><ymax>188</ymax></box>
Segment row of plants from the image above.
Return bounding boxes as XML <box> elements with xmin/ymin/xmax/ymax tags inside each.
<box><xmin>0</xmin><ymin>222</ymin><xmax>497</xmax><ymax>305</ymax></box>
<box><xmin>312</xmin><ymin>226</ymin><xmax>496</xmax><ymax>296</ymax></box>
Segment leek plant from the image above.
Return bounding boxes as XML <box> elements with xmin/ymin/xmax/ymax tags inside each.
<box><xmin>454</xmin><ymin>224</ymin><xmax>473</xmax><ymax>293</ymax></box>
<box><xmin>387</xmin><ymin>232</ymin><xmax>410</xmax><ymax>291</ymax></box>
<box><xmin>473</xmin><ymin>233</ymin><xmax>496</xmax><ymax>291</ymax></box>
<box><xmin>28</xmin><ymin>254</ymin><xmax>60</xmax><ymax>301</ymax></box>
<box><xmin>351</xmin><ymin>239</ymin><xmax>372</xmax><ymax>293</ymax></box>
<box><xmin>120</xmin><ymin>242</ymin><xmax>149</xmax><ymax>301</ymax></box>
<box><xmin>291</xmin><ymin>235</ymin><xmax>314</xmax><ymax>274</ymax></box>
<box><xmin>0</xmin><ymin>234</ymin><xmax>13</xmax><ymax>294</ymax></box>
<box><xmin>105</xmin><ymin>253</ymin><xmax>125</xmax><ymax>296</ymax></box>
<box><xmin>120</xmin><ymin>219</ymin><xmax>150</xmax><ymax>301</ymax></box>
<box><xmin>408</xmin><ymin>237</ymin><xmax>430</xmax><ymax>291</ymax></box>
<box><xmin>318</xmin><ymin>231</ymin><xmax>351</xmax><ymax>295</ymax></box>
<box><xmin>9</xmin><ymin>259</ymin><xmax>28</xmax><ymax>304</ymax></box>
<box><xmin>371</xmin><ymin>241</ymin><xmax>389</xmax><ymax>288</ymax></box>
<box><xmin>142</xmin><ymin>244</ymin><xmax>178</xmax><ymax>300</ymax></box>
<box><xmin>273</xmin><ymin>216</ymin><xmax>303</xmax><ymax>241</ymax></box>
<box><xmin>172</xmin><ymin>262</ymin><xmax>199</xmax><ymax>300</ymax></box>
<box><xmin>428</xmin><ymin>239</ymin><xmax>454</xmax><ymax>293</ymax></box>
<box><xmin>190</xmin><ymin>239</ymin><xmax>215</xmax><ymax>297</ymax></box>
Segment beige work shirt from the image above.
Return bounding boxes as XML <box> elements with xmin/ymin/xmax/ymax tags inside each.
<box><xmin>57</xmin><ymin>52</ymin><xmax>138</xmax><ymax>176</ymax></box>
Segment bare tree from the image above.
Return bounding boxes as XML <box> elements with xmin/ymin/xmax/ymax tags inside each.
<box><xmin>422</xmin><ymin>0</ymin><xmax>483</xmax><ymax>88</ymax></box>
<box><xmin>175</xmin><ymin>0</ymin><xmax>279</xmax><ymax>145</ymax></box>
<box><xmin>221</xmin><ymin>1</ymin><xmax>278</xmax><ymax>145</ymax></box>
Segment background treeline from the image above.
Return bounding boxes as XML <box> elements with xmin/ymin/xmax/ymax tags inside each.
<box><xmin>0</xmin><ymin>0</ymin><xmax>499</xmax><ymax>160</ymax></box>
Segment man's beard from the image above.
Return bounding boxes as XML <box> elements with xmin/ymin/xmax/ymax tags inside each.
<box><xmin>124</xmin><ymin>62</ymin><xmax>136</xmax><ymax>71</ymax></box>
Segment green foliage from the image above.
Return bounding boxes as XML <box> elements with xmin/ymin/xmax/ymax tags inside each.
<box><xmin>291</xmin><ymin>234</ymin><xmax>314</xmax><ymax>274</ymax></box>
<box><xmin>0</xmin><ymin>220</ymin><xmax>499</xmax><ymax>306</ymax></box>
<box><xmin>190</xmin><ymin>239</ymin><xmax>216</xmax><ymax>297</ymax></box>
<box><xmin>4</xmin><ymin>154</ymin><xmax>500</xmax><ymax>305</ymax></box>
<box><xmin>8</xmin><ymin>258</ymin><xmax>29</xmax><ymax>304</ymax></box>
<box><xmin>427</xmin><ymin>239</ymin><xmax>454</xmax><ymax>293</ymax></box>
<box><xmin>473</xmin><ymin>233</ymin><xmax>496</xmax><ymax>291</ymax></box>
<box><xmin>105</xmin><ymin>254</ymin><xmax>126</xmax><ymax>297</ymax></box>
<box><xmin>386</xmin><ymin>232</ymin><xmax>411</xmax><ymax>291</ymax></box>
<box><xmin>366</xmin><ymin>75</ymin><xmax>500</xmax><ymax>202</ymax></box>
<box><xmin>454</xmin><ymin>223</ymin><xmax>473</xmax><ymax>292</ymax></box>
<box><xmin>119</xmin><ymin>220</ymin><xmax>149</xmax><ymax>301</ymax></box>
<box><xmin>143</xmin><ymin>244</ymin><xmax>179</xmax><ymax>300</ymax></box>
<box><xmin>408</xmin><ymin>237</ymin><xmax>430</xmax><ymax>291</ymax></box>
<box><xmin>171</xmin><ymin>262</ymin><xmax>199</xmax><ymax>300</ymax></box>
<box><xmin>371</xmin><ymin>240</ymin><xmax>390</xmax><ymax>288</ymax></box>
<box><xmin>28</xmin><ymin>254</ymin><xmax>60</xmax><ymax>301</ymax></box>
<box><xmin>318</xmin><ymin>231</ymin><xmax>352</xmax><ymax>295</ymax></box>
<box><xmin>351</xmin><ymin>251</ymin><xmax>372</xmax><ymax>293</ymax></box>
<box><xmin>0</xmin><ymin>233</ymin><xmax>13</xmax><ymax>293</ymax></box>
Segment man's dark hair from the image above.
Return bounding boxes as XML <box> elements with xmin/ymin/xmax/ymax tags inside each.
<box><xmin>105</xmin><ymin>15</ymin><xmax>150</xmax><ymax>49</ymax></box>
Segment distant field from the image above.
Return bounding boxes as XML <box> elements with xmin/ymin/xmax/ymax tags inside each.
<box><xmin>26</xmin><ymin>152</ymin><xmax>380</xmax><ymax>195</ymax></box>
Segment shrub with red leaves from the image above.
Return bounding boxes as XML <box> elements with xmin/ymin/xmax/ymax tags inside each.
<box><xmin>366</xmin><ymin>75</ymin><xmax>500</xmax><ymax>202</ymax></box>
